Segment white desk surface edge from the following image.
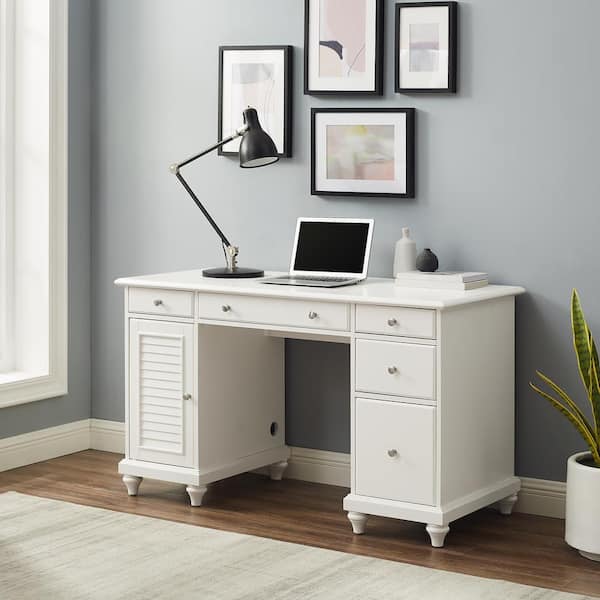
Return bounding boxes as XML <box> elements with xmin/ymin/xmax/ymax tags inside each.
<box><xmin>115</xmin><ymin>269</ymin><xmax>525</xmax><ymax>310</ymax></box>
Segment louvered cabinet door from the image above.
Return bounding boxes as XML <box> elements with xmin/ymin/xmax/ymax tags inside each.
<box><xmin>129</xmin><ymin>319</ymin><xmax>196</xmax><ymax>468</ymax></box>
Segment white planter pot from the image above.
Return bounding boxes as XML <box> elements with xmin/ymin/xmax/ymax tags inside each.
<box><xmin>565</xmin><ymin>451</ymin><xmax>600</xmax><ymax>561</ymax></box>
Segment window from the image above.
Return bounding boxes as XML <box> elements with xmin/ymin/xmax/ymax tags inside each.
<box><xmin>0</xmin><ymin>0</ymin><xmax>67</xmax><ymax>408</ymax></box>
<box><xmin>0</xmin><ymin>0</ymin><xmax>14</xmax><ymax>373</ymax></box>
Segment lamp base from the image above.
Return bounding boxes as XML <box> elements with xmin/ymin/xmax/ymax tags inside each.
<box><xmin>202</xmin><ymin>266</ymin><xmax>264</xmax><ymax>278</ymax></box>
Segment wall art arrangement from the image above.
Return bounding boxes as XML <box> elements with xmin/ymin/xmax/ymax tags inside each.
<box><xmin>311</xmin><ymin>108</ymin><xmax>415</xmax><ymax>198</ymax></box>
<box><xmin>220</xmin><ymin>1</ymin><xmax>459</xmax><ymax>198</ymax></box>
<box><xmin>218</xmin><ymin>45</ymin><xmax>293</xmax><ymax>157</ymax></box>
<box><xmin>304</xmin><ymin>0</ymin><xmax>384</xmax><ymax>95</ymax></box>
<box><xmin>395</xmin><ymin>2</ymin><xmax>458</xmax><ymax>93</ymax></box>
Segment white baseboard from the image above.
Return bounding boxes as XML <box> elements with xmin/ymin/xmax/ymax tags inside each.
<box><xmin>0</xmin><ymin>420</ymin><xmax>90</xmax><ymax>472</ymax></box>
<box><xmin>285</xmin><ymin>447</ymin><xmax>351</xmax><ymax>487</ymax></box>
<box><xmin>515</xmin><ymin>477</ymin><xmax>566</xmax><ymax>519</ymax></box>
<box><xmin>89</xmin><ymin>419</ymin><xmax>125</xmax><ymax>453</ymax></box>
<box><xmin>0</xmin><ymin>418</ymin><xmax>124</xmax><ymax>473</ymax></box>
<box><xmin>1</xmin><ymin>418</ymin><xmax>567</xmax><ymax>520</ymax></box>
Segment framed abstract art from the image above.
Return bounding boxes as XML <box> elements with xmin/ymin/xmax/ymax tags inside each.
<box><xmin>395</xmin><ymin>1</ymin><xmax>458</xmax><ymax>93</ymax></box>
<box><xmin>311</xmin><ymin>108</ymin><xmax>416</xmax><ymax>198</ymax></box>
<box><xmin>304</xmin><ymin>0</ymin><xmax>384</xmax><ymax>95</ymax></box>
<box><xmin>218</xmin><ymin>45</ymin><xmax>293</xmax><ymax>157</ymax></box>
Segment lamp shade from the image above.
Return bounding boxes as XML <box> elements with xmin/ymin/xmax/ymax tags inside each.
<box><xmin>239</xmin><ymin>108</ymin><xmax>279</xmax><ymax>168</ymax></box>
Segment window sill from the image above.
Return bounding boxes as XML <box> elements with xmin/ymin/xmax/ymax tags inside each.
<box><xmin>0</xmin><ymin>370</ymin><xmax>42</xmax><ymax>385</ymax></box>
<box><xmin>0</xmin><ymin>371</ymin><xmax>67</xmax><ymax>408</ymax></box>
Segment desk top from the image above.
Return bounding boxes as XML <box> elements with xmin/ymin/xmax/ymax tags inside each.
<box><xmin>115</xmin><ymin>269</ymin><xmax>525</xmax><ymax>310</ymax></box>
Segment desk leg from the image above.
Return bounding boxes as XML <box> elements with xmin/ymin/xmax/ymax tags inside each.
<box><xmin>269</xmin><ymin>461</ymin><xmax>289</xmax><ymax>481</ymax></box>
<box><xmin>347</xmin><ymin>511</ymin><xmax>368</xmax><ymax>534</ymax></box>
<box><xmin>497</xmin><ymin>493</ymin><xmax>518</xmax><ymax>515</ymax></box>
<box><xmin>186</xmin><ymin>485</ymin><xmax>208</xmax><ymax>506</ymax></box>
<box><xmin>122</xmin><ymin>475</ymin><xmax>142</xmax><ymax>496</ymax></box>
<box><xmin>426</xmin><ymin>524</ymin><xmax>450</xmax><ymax>547</ymax></box>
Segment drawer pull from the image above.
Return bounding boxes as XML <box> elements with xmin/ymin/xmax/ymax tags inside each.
<box><xmin>221</xmin><ymin>304</ymin><xmax>231</xmax><ymax>313</ymax></box>
<box><xmin>387</xmin><ymin>318</ymin><xmax>398</xmax><ymax>327</ymax></box>
<box><xmin>153</xmin><ymin>299</ymin><xmax>163</xmax><ymax>306</ymax></box>
<box><xmin>183</xmin><ymin>393</ymin><xmax>192</xmax><ymax>401</ymax></box>
<box><xmin>387</xmin><ymin>449</ymin><xmax>399</xmax><ymax>458</ymax></box>
<box><xmin>308</xmin><ymin>311</ymin><xmax>318</xmax><ymax>320</ymax></box>
<box><xmin>387</xmin><ymin>366</ymin><xmax>398</xmax><ymax>375</ymax></box>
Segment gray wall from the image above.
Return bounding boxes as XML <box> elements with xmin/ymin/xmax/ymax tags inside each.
<box><xmin>90</xmin><ymin>0</ymin><xmax>600</xmax><ymax>481</ymax></box>
<box><xmin>0</xmin><ymin>0</ymin><xmax>91</xmax><ymax>439</ymax></box>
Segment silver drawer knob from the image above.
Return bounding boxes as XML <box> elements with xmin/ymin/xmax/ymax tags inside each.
<box><xmin>153</xmin><ymin>299</ymin><xmax>163</xmax><ymax>306</ymax></box>
<box><xmin>387</xmin><ymin>366</ymin><xmax>398</xmax><ymax>375</ymax></box>
<box><xmin>308</xmin><ymin>311</ymin><xmax>318</xmax><ymax>320</ymax></box>
<box><xmin>183</xmin><ymin>393</ymin><xmax>192</xmax><ymax>401</ymax></box>
<box><xmin>221</xmin><ymin>304</ymin><xmax>231</xmax><ymax>313</ymax></box>
<box><xmin>387</xmin><ymin>449</ymin><xmax>398</xmax><ymax>458</ymax></box>
<box><xmin>387</xmin><ymin>318</ymin><xmax>397</xmax><ymax>327</ymax></box>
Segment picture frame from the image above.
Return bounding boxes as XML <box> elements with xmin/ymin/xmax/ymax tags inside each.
<box><xmin>311</xmin><ymin>108</ymin><xmax>416</xmax><ymax>198</ymax></box>
<box><xmin>218</xmin><ymin>45</ymin><xmax>293</xmax><ymax>157</ymax></box>
<box><xmin>395</xmin><ymin>1</ymin><xmax>458</xmax><ymax>93</ymax></box>
<box><xmin>304</xmin><ymin>0</ymin><xmax>384</xmax><ymax>95</ymax></box>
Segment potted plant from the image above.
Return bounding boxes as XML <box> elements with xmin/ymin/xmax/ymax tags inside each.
<box><xmin>530</xmin><ymin>290</ymin><xmax>600</xmax><ymax>561</ymax></box>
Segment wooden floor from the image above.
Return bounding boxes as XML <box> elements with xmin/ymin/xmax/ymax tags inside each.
<box><xmin>1</xmin><ymin>451</ymin><xmax>598</xmax><ymax>597</ymax></box>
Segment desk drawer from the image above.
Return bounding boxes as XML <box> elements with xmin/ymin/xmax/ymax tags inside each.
<box><xmin>355</xmin><ymin>397</ymin><xmax>435</xmax><ymax>505</ymax></box>
<box><xmin>355</xmin><ymin>339</ymin><xmax>435</xmax><ymax>400</ymax></box>
<box><xmin>128</xmin><ymin>287</ymin><xmax>195</xmax><ymax>318</ymax></box>
<box><xmin>356</xmin><ymin>305</ymin><xmax>435</xmax><ymax>339</ymax></box>
<box><xmin>198</xmin><ymin>293</ymin><xmax>349</xmax><ymax>331</ymax></box>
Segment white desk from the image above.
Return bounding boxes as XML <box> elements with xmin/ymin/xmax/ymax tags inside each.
<box><xmin>115</xmin><ymin>270</ymin><xmax>525</xmax><ymax>547</ymax></box>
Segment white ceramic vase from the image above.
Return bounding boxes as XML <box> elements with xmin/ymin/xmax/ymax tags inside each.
<box><xmin>565</xmin><ymin>451</ymin><xmax>600</xmax><ymax>561</ymax></box>
<box><xmin>393</xmin><ymin>227</ymin><xmax>416</xmax><ymax>275</ymax></box>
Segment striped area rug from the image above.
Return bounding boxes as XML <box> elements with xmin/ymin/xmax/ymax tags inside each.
<box><xmin>0</xmin><ymin>492</ymin><xmax>592</xmax><ymax>600</ymax></box>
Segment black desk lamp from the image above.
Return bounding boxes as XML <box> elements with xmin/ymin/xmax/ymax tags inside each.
<box><xmin>170</xmin><ymin>107</ymin><xmax>279</xmax><ymax>278</ymax></box>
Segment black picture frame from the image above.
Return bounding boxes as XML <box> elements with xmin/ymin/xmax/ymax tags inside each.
<box><xmin>218</xmin><ymin>45</ymin><xmax>293</xmax><ymax>157</ymax></box>
<box><xmin>311</xmin><ymin>108</ymin><xmax>416</xmax><ymax>198</ymax></box>
<box><xmin>394</xmin><ymin>1</ymin><xmax>458</xmax><ymax>94</ymax></box>
<box><xmin>304</xmin><ymin>0</ymin><xmax>384</xmax><ymax>96</ymax></box>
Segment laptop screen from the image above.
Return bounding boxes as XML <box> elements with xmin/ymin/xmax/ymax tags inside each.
<box><xmin>293</xmin><ymin>221</ymin><xmax>370</xmax><ymax>274</ymax></box>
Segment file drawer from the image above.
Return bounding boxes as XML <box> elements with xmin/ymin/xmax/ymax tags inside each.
<box><xmin>356</xmin><ymin>305</ymin><xmax>435</xmax><ymax>339</ymax></box>
<box><xmin>128</xmin><ymin>287</ymin><xmax>195</xmax><ymax>318</ymax></box>
<box><xmin>355</xmin><ymin>339</ymin><xmax>435</xmax><ymax>400</ymax></box>
<box><xmin>198</xmin><ymin>293</ymin><xmax>349</xmax><ymax>332</ymax></box>
<box><xmin>355</xmin><ymin>397</ymin><xmax>435</xmax><ymax>505</ymax></box>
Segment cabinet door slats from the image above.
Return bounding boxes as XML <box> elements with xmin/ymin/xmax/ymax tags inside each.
<box><xmin>141</xmin><ymin>352</ymin><xmax>182</xmax><ymax>365</ymax></box>
<box><xmin>130</xmin><ymin>320</ymin><xmax>195</xmax><ymax>466</ymax></box>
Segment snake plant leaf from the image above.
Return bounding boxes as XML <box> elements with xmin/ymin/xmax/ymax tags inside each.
<box><xmin>534</xmin><ymin>370</ymin><xmax>594</xmax><ymax>437</ymax></box>
<box><xmin>588</xmin><ymin>336</ymin><xmax>600</xmax><ymax>443</ymax></box>
<box><xmin>572</xmin><ymin>289</ymin><xmax>592</xmax><ymax>392</ymax></box>
<box><xmin>529</xmin><ymin>382</ymin><xmax>600</xmax><ymax>465</ymax></box>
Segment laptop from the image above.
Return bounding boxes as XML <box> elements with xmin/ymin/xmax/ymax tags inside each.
<box><xmin>262</xmin><ymin>217</ymin><xmax>374</xmax><ymax>288</ymax></box>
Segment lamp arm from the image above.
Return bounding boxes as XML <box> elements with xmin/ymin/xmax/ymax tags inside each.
<box><xmin>169</xmin><ymin>125</ymin><xmax>248</xmax><ymax>249</ymax></box>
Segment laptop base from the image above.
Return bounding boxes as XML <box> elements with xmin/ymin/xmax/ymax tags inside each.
<box><xmin>262</xmin><ymin>276</ymin><xmax>360</xmax><ymax>288</ymax></box>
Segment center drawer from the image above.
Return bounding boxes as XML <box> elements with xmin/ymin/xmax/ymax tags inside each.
<box><xmin>198</xmin><ymin>293</ymin><xmax>349</xmax><ymax>332</ymax></box>
<box><xmin>355</xmin><ymin>338</ymin><xmax>436</xmax><ymax>400</ymax></box>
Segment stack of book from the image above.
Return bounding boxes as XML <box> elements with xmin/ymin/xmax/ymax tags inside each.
<box><xmin>395</xmin><ymin>271</ymin><xmax>488</xmax><ymax>291</ymax></box>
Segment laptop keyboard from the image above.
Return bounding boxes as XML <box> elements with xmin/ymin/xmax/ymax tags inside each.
<box><xmin>290</xmin><ymin>276</ymin><xmax>353</xmax><ymax>282</ymax></box>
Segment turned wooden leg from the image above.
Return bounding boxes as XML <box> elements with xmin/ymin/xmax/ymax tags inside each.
<box><xmin>498</xmin><ymin>493</ymin><xmax>519</xmax><ymax>515</ymax></box>
<box><xmin>426</xmin><ymin>524</ymin><xmax>450</xmax><ymax>548</ymax></box>
<box><xmin>186</xmin><ymin>485</ymin><xmax>208</xmax><ymax>507</ymax></box>
<box><xmin>269</xmin><ymin>461</ymin><xmax>288</xmax><ymax>481</ymax></box>
<box><xmin>347</xmin><ymin>511</ymin><xmax>368</xmax><ymax>535</ymax></box>
<box><xmin>122</xmin><ymin>475</ymin><xmax>142</xmax><ymax>496</ymax></box>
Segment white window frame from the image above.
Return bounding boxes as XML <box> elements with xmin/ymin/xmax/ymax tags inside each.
<box><xmin>0</xmin><ymin>0</ymin><xmax>14</xmax><ymax>374</ymax></box>
<box><xmin>0</xmin><ymin>0</ymin><xmax>68</xmax><ymax>408</ymax></box>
